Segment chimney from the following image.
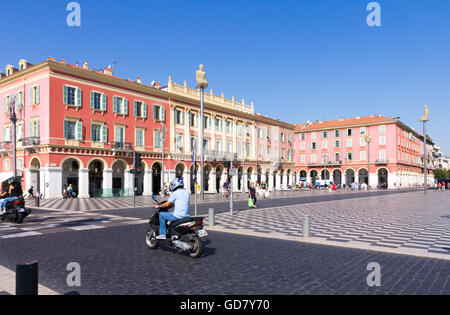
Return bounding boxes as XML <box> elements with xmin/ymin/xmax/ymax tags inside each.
<box><xmin>83</xmin><ymin>62</ymin><xmax>89</xmax><ymax>69</ymax></box>
<box><xmin>104</xmin><ymin>67</ymin><xmax>113</xmax><ymax>76</ymax></box>
<box><xmin>137</xmin><ymin>77</ymin><xmax>142</xmax><ymax>84</ymax></box>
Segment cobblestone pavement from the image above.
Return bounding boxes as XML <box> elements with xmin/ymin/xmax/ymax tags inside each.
<box><xmin>206</xmin><ymin>191</ymin><xmax>450</xmax><ymax>260</ymax></box>
<box><xmin>0</xmin><ymin>225</ymin><xmax>448</xmax><ymax>295</ymax></box>
<box><xmin>0</xmin><ymin>209</ymin><xmax>146</xmax><ymax>239</ymax></box>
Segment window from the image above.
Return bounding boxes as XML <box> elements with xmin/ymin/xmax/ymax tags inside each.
<box><xmin>153</xmin><ymin>105</ymin><xmax>165</xmax><ymax>121</ymax></box>
<box><xmin>311</xmin><ymin>142</ymin><xmax>317</xmax><ymax>150</ymax></box>
<box><xmin>360</xmin><ymin>127</ymin><xmax>366</xmax><ymax>135</ymax></box>
<box><xmin>215</xmin><ymin>140</ymin><xmax>223</xmax><ymax>153</ymax></box>
<box><xmin>347</xmin><ymin>138</ymin><xmax>353</xmax><ymax>148</ymax></box>
<box><xmin>379</xmin><ymin>150</ymin><xmax>386</xmax><ymax>161</ymax></box>
<box><xmin>311</xmin><ymin>132</ymin><xmax>316</xmax><ymax>140</ymax></box>
<box><xmin>175</xmin><ymin>134</ymin><xmax>183</xmax><ymax>151</ymax></box>
<box><xmin>322</xmin><ymin>131</ymin><xmax>328</xmax><ymax>139</ymax></box>
<box><xmin>360</xmin><ymin>151</ymin><xmax>366</xmax><ymax>161</ymax></box>
<box><xmin>113</xmin><ymin>96</ymin><xmax>128</xmax><ymax>115</ymax></box>
<box><xmin>63</xmin><ymin>120</ymin><xmax>82</xmax><ymax>140</ymax></box>
<box><xmin>227</xmin><ymin>141</ymin><xmax>233</xmax><ymax>154</ymax></box>
<box><xmin>204</xmin><ymin>116</ymin><xmax>211</xmax><ymax>130</ymax></box>
<box><xmin>29</xmin><ymin>120</ymin><xmax>40</xmax><ymax>137</ymax></box>
<box><xmin>334</xmin><ymin>140</ymin><xmax>340</xmax><ymax>148</ymax></box>
<box><xmin>300</xmin><ymin>154</ymin><xmax>305</xmax><ymax>163</ymax></box>
<box><xmin>267</xmin><ymin>147</ymin><xmax>271</xmax><ymax>158</ymax></box>
<box><xmin>18</xmin><ymin>158</ymin><xmax>24</xmax><ymax>170</ymax></box>
<box><xmin>274</xmin><ymin>131</ymin><xmax>278</xmax><ymax>143</ymax></box>
<box><xmin>136</xmin><ymin>129</ymin><xmax>145</xmax><ymax>147</ymax></box>
<box><xmin>281</xmin><ymin>133</ymin><xmax>285</xmax><ymax>143</ymax></box>
<box><xmin>288</xmin><ymin>134</ymin><xmax>292</xmax><ymax>143</ymax></box>
<box><xmin>174</xmin><ymin>109</ymin><xmax>185</xmax><ymax>125</ymax></box>
<box><xmin>379</xmin><ymin>125</ymin><xmax>385</xmax><ymax>135</ymax></box>
<box><xmin>114</xmin><ymin>126</ymin><xmax>125</xmax><ymax>143</ymax></box>
<box><xmin>267</xmin><ymin>129</ymin><xmax>271</xmax><ymax>140</ymax></box>
<box><xmin>91</xmin><ymin>124</ymin><xmax>102</xmax><ymax>142</ymax></box>
<box><xmin>154</xmin><ymin>130</ymin><xmax>162</xmax><ymax>149</ymax></box>
<box><xmin>322</xmin><ymin>141</ymin><xmax>328</xmax><ymax>149</ymax></box>
<box><xmin>134</xmin><ymin>101</ymin><xmax>148</xmax><ymax>118</ymax></box>
<box><xmin>379</xmin><ymin>136</ymin><xmax>386</xmax><ymax>146</ymax></box>
<box><xmin>191</xmin><ymin>137</ymin><xmax>198</xmax><ymax>152</ymax></box>
<box><xmin>246</xmin><ymin>144</ymin><xmax>251</xmax><ymax>158</ymax></box>
<box><xmin>334</xmin><ymin>130</ymin><xmax>340</xmax><ymax>138</ymax></box>
<box><xmin>215</xmin><ymin>118</ymin><xmax>223</xmax><ymax>132</ymax></box>
<box><xmin>257</xmin><ymin>128</ymin><xmax>262</xmax><ymax>139</ymax></box>
<box><xmin>322</xmin><ymin>153</ymin><xmax>328</xmax><ymax>164</ymax></box>
<box><xmin>204</xmin><ymin>139</ymin><xmax>210</xmax><ymax>154</ymax></box>
<box><xmin>90</xmin><ymin>92</ymin><xmax>104</xmax><ymax>110</ymax></box>
<box><xmin>63</xmin><ymin>86</ymin><xmax>82</xmax><ymax>107</ymax></box>
<box><xmin>346</xmin><ymin>152</ymin><xmax>353</xmax><ymax>161</ymax></box>
<box><xmin>189</xmin><ymin>113</ymin><xmax>198</xmax><ymax>127</ymax></box>
<box><xmin>226</xmin><ymin>120</ymin><xmax>233</xmax><ymax>133</ymax></box>
<box><xmin>347</xmin><ymin>129</ymin><xmax>353</xmax><ymax>137</ymax></box>
<box><xmin>360</xmin><ymin>138</ymin><xmax>366</xmax><ymax>146</ymax></box>
<box><xmin>300</xmin><ymin>142</ymin><xmax>305</xmax><ymax>150</ymax></box>
<box><xmin>281</xmin><ymin>149</ymin><xmax>285</xmax><ymax>160</ymax></box>
<box><xmin>334</xmin><ymin>153</ymin><xmax>341</xmax><ymax>162</ymax></box>
<box><xmin>311</xmin><ymin>154</ymin><xmax>316</xmax><ymax>163</ymax></box>
<box><xmin>2</xmin><ymin>125</ymin><xmax>11</xmax><ymax>142</ymax></box>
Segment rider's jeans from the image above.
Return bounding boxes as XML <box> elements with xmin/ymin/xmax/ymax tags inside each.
<box><xmin>0</xmin><ymin>197</ymin><xmax>18</xmax><ymax>211</ymax></box>
<box><xmin>159</xmin><ymin>212</ymin><xmax>181</xmax><ymax>236</ymax></box>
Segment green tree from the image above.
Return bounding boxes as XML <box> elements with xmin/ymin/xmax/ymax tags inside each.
<box><xmin>434</xmin><ymin>168</ymin><xmax>447</xmax><ymax>179</ymax></box>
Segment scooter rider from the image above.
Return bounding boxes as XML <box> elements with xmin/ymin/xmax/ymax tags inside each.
<box><xmin>0</xmin><ymin>177</ymin><xmax>23</xmax><ymax>215</ymax></box>
<box><xmin>155</xmin><ymin>178</ymin><xmax>190</xmax><ymax>240</ymax></box>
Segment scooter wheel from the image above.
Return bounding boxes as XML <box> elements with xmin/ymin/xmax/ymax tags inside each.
<box><xmin>145</xmin><ymin>230</ymin><xmax>159</xmax><ymax>249</ymax></box>
<box><xmin>187</xmin><ymin>236</ymin><xmax>204</xmax><ymax>258</ymax></box>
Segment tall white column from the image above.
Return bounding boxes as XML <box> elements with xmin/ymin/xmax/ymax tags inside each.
<box><xmin>78</xmin><ymin>168</ymin><xmax>90</xmax><ymax>199</ymax></box>
<box><xmin>209</xmin><ymin>171</ymin><xmax>216</xmax><ymax>193</ymax></box>
<box><xmin>232</xmin><ymin>173</ymin><xmax>238</xmax><ymax>192</ymax></box>
<box><xmin>183</xmin><ymin>171</ymin><xmax>191</xmax><ymax>193</ymax></box>
<box><xmin>102</xmin><ymin>168</ymin><xmax>113</xmax><ymax>197</ymax></box>
<box><xmin>124</xmin><ymin>170</ymin><xmax>133</xmax><ymax>196</ymax></box>
<box><xmin>24</xmin><ymin>168</ymin><xmax>32</xmax><ymax>193</ymax></box>
<box><xmin>143</xmin><ymin>170</ymin><xmax>153</xmax><ymax>196</ymax></box>
<box><xmin>276</xmin><ymin>173</ymin><xmax>281</xmax><ymax>190</ymax></box>
<box><xmin>40</xmin><ymin>167</ymin><xmax>62</xmax><ymax>199</ymax></box>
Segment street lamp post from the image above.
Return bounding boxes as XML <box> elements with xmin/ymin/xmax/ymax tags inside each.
<box><xmin>8</xmin><ymin>95</ymin><xmax>22</xmax><ymax>178</ymax></box>
<box><xmin>365</xmin><ymin>134</ymin><xmax>372</xmax><ymax>189</ymax></box>
<box><xmin>196</xmin><ymin>65</ymin><xmax>208</xmax><ymax>200</ymax></box>
<box><xmin>419</xmin><ymin>105</ymin><xmax>429</xmax><ymax>193</ymax></box>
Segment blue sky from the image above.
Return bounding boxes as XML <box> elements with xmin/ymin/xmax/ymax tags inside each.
<box><xmin>1</xmin><ymin>0</ymin><xmax>449</xmax><ymax>155</ymax></box>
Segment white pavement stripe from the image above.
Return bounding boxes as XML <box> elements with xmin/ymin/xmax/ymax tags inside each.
<box><xmin>1</xmin><ymin>232</ymin><xmax>42</xmax><ymax>239</ymax></box>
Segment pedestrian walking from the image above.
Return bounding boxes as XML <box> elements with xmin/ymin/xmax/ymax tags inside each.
<box><xmin>67</xmin><ymin>184</ymin><xmax>73</xmax><ymax>198</ymax></box>
<box><xmin>248</xmin><ymin>182</ymin><xmax>257</xmax><ymax>208</ymax></box>
<box><xmin>27</xmin><ymin>186</ymin><xmax>35</xmax><ymax>199</ymax></box>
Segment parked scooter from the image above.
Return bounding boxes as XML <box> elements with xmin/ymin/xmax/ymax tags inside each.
<box><xmin>145</xmin><ymin>195</ymin><xmax>207</xmax><ymax>258</ymax></box>
<box><xmin>0</xmin><ymin>196</ymin><xmax>32</xmax><ymax>224</ymax></box>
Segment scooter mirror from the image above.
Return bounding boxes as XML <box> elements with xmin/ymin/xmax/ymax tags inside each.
<box><xmin>152</xmin><ymin>195</ymin><xmax>158</xmax><ymax>202</ymax></box>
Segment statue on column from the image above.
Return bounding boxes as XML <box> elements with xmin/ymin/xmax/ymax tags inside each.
<box><xmin>419</xmin><ymin>105</ymin><xmax>429</xmax><ymax>122</ymax></box>
<box><xmin>196</xmin><ymin>64</ymin><xmax>208</xmax><ymax>89</ymax></box>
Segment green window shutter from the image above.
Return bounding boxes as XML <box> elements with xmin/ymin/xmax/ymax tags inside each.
<box><xmin>181</xmin><ymin>111</ymin><xmax>185</xmax><ymax>125</ymax></box>
<box><xmin>76</xmin><ymin>121</ymin><xmax>83</xmax><ymax>140</ymax></box>
<box><xmin>124</xmin><ymin>98</ymin><xmax>128</xmax><ymax>115</ymax></box>
<box><xmin>29</xmin><ymin>122</ymin><xmax>33</xmax><ymax>137</ymax></box>
<box><xmin>36</xmin><ymin>120</ymin><xmax>39</xmax><ymax>137</ymax></box>
<box><xmin>76</xmin><ymin>88</ymin><xmax>82</xmax><ymax>107</ymax></box>
<box><xmin>63</xmin><ymin>86</ymin><xmax>68</xmax><ymax>105</ymax></box>
<box><xmin>134</xmin><ymin>101</ymin><xmax>138</xmax><ymax>117</ymax></box>
<box><xmin>90</xmin><ymin>123</ymin><xmax>94</xmax><ymax>141</ymax></box>
<box><xmin>155</xmin><ymin>132</ymin><xmax>161</xmax><ymax>148</ymax></box>
<box><xmin>29</xmin><ymin>88</ymin><xmax>32</xmax><ymax>106</ymax></box>
<box><xmin>101</xmin><ymin>125</ymin><xmax>107</xmax><ymax>143</ymax></box>
<box><xmin>143</xmin><ymin>102</ymin><xmax>147</xmax><ymax>118</ymax></box>
<box><xmin>36</xmin><ymin>86</ymin><xmax>40</xmax><ymax>104</ymax></box>
<box><xmin>113</xmin><ymin>97</ymin><xmax>117</xmax><ymax>113</ymax></box>
<box><xmin>63</xmin><ymin>121</ymin><xmax>68</xmax><ymax>139</ymax></box>
<box><xmin>3</xmin><ymin>97</ymin><xmax>6</xmax><ymax>113</ymax></box>
<box><xmin>90</xmin><ymin>91</ymin><xmax>95</xmax><ymax>109</ymax></box>
<box><xmin>161</xmin><ymin>107</ymin><xmax>165</xmax><ymax>121</ymax></box>
<box><xmin>101</xmin><ymin>93</ymin><xmax>107</xmax><ymax>111</ymax></box>
<box><xmin>153</xmin><ymin>105</ymin><xmax>157</xmax><ymax>120</ymax></box>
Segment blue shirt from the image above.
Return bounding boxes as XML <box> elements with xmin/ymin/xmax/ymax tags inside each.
<box><xmin>168</xmin><ymin>189</ymin><xmax>190</xmax><ymax>219</ymax></box>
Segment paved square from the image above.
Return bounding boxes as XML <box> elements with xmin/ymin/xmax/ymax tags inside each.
<box><xmin>206</xmin><ymin>191</ymin><xmax>450</xmax><ymax>260</ymax></box>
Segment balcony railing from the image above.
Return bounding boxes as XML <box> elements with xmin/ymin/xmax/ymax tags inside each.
<box><xmin>0</xmin><ymin>141</ymin><xmax>11</xmax><ymax>151</ymax></box>
<box><xmin>22</xmin><ymin>137</ymin><xmax>40</xmax><ymax>147</ymax></box>
<box><xmin>111</xmin><ymin>142</ymin><xmax>133</xmax><ymax>152</ymax></box>
<box><xmin>375</xmin><ymin>159</ymin><xmax>389</xmax><ymax>165</ymax></box>
<box><xmin>308</xmin><ymin>160</ymin><xmax>342</xmax><ymax>167</ymax></box>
